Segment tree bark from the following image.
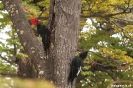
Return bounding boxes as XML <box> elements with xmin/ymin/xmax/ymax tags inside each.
<box><xmin>2</xmin><ymin>0</ymin><xmax>82</xmax><ymax>88</ymax></box>
<box><xmin>2</xmin><ymin>0</ymin><xmax>48</xmax><ymax>78</ymax></box>
<box><xmin>17</xmin><ymin>57</ymin><xmax>37</xmax><ymax>78</ymax></box>
<box><xmin>48</xmin><ymin>0</ymin><xmax>81</xmax><ymax>88</ymax></box>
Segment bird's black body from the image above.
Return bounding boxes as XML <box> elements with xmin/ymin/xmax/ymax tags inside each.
<box><xmin>68</xmin><ymin>56</ymin><xmax>83</xmax><ymax>84</ymax></box>
<box><xmin>68</xmin><ymin>51</ymin><xmax>88</xmax><ymax>84</ymax></box>
<box><xmin>37</xmin><ymin>23</ymin><xmax>51</xmax><ymax>52</ymax></box>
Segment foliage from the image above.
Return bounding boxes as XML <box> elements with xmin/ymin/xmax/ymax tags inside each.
<box><xmin>0</xmin><ymin>77</ymin><xmax>56</xmax><ymax>88</ymax></box>
<box><xmin>0</xmin><ymin>61</ymin><xmax>15</xmax><ymax>74</ymax></box>
<box><xmin>78</xmin><ymin>0</ymin><xmax>133</xmax><ymax>87</ymax></box>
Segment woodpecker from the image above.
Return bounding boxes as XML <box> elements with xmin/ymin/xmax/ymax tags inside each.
<box><xmin>68</xmin><ymin>51</ymin><xmax>88</xmax><ymax>84</ymax></box>
<box><xmin>29</xmin><ymin>18</ymin><xmax>51</xmax><ymax>53</ymax></box>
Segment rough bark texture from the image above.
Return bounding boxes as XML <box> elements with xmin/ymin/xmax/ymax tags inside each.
<box><xmin>48</xmin><ymin>0</ymin><xmax>82</xmax><ymax>88</ymax></box>
<box><xmin>2</xmin><ymin>0</ymin><xmax>48</xmax><ymax>78</ymax></box>
<box><xmin>17</xmin><ymin>57</ymin><xmax>37</xmax><ymax>78</ymax></box>
<box><xmin>2</xmin><ymin>0</ymin><xmax>81</xmax><ymax>88</ymax></box>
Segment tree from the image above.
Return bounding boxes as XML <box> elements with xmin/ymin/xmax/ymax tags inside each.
<box><xmin>2</xmin><ymin>0</ymin><xmax>81</xmax><ymax>88</ymax></box>
<box><xmin>2</xmin><ymin>0</ymin><xmax>133</xmax><ymax>88</ymax></box>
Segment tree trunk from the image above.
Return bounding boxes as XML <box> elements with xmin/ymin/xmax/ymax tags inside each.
<box><xmin>2</xmin><ymin>0</ymin><xmax>82</xmax><ymax>88</ymax></box>
<box><xmin>2</xmin><ymin>0</ymin><xmax>48</xmax><ymax>78</ymax></box>
<box><xmin>17</xmin><ymin>57</ymin><xmax>37</xmax><ymax>78</ymax></box>
<box><xmin>48</xmin><ymin>0</ymin><xmax>81</xmax><ymax>87</ymax></box>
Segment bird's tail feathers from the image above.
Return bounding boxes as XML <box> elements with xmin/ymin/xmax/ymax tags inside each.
<box><xmin>68</xmin><ymin>74</ymin><xmax>74</xmax><ymax>85</ymax></box>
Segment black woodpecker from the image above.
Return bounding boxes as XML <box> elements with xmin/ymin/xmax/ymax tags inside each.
<box><xmin>29</xmin><ymin>18</ymin><xmax>51</xmax><ymax>53</ymax></box>
<box><xmin>68</xmin><ymin>51</ymin><xmax>88</xmax><ymax>84</ymax></box>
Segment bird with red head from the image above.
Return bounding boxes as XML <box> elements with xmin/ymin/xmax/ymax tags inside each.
<box><xmin>29</xmin><ymin>18</ymin><xmax>40</xmax><ymax>26</ymax></box>
<box><xmin>29</xmin><ymin>17</ymin><xmax>51</xmax><ymax>54</ymax></box>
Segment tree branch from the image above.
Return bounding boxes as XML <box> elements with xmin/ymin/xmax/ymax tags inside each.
<box><xmin>96</xmin><ymin>67</ymin><xmax>117</xmax><ymax>81</ymax></box>
<box><xmin>0</xmin><ymin>72</ymin><xmax>17</xmax><ymax>77</ymax></box>
<box><xmin>88</xmin><ymin>64</ymin><xmax>117</xmax><ymax>81</ymax></box>
<box><xmin>112</xmin><ymin>21</ymin><xmax>133</xmax><ymax>41</ymax></box>
<box><xmin>0</xmin><ymin>54</ymin><xmax>12</xmax><ymax>64</ymax></box>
